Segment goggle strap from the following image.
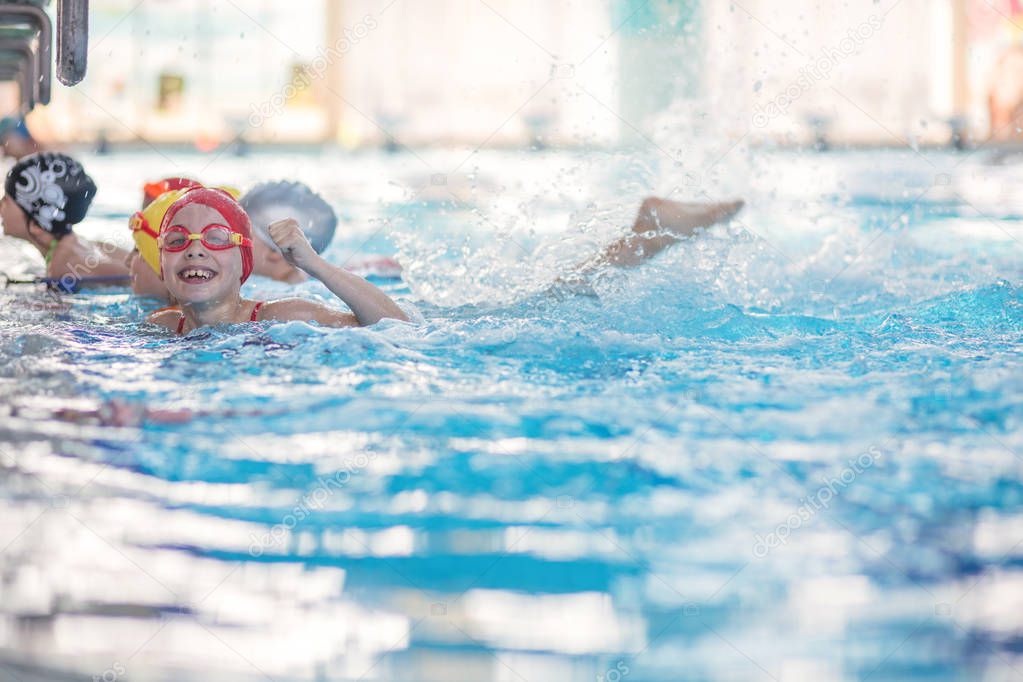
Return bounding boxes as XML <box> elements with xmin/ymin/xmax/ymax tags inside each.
<box><xmin>130</xmin><ymin>212</ymin><xmax>160</xmax><ymax>239</ymax></box>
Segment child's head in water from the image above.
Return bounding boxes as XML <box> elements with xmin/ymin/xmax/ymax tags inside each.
<box><xmin>129</xmin><ymin>180</ymin><xmax>338</xmax><ymax>300</ymax></box>
<box><xmin>147</xmin><ymin>186</ymin><xmax>408</xmax><ymax>333</ymax></box>
<box><xmin>157</xmin><ymin>187</ymin><xmax>254</xmax><ymax>305</ymax></box>
<box><xmin>1</xmin><ymin>152</ymin><xmax>95</xmax><ymax>244</ymax></box>
<box><xmin>129</xmin><ymin>180</ymin><xmax>239</xmax><ymax>300</ymax></box>
<box><xmin>241</xmin><ymin>181</ymin><xmax>337</xmax><ymax>283</ymax></box>
<box><xmin>142</xmin><ymin>177</ymin><xmax>201</xmax><ymax>209</ymax></box>
<box><xmin>130</xmin><ymin>182</ymin><xmax>194</xmax><ymax>300</ymax></box>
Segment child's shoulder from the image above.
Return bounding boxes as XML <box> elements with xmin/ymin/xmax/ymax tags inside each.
<box><xmin>260</xmin><ymin>297</ymin><xmax>322</xmax><ymax>319</ymax></box>
<box><xmin>47</xmin><ymin>235</ymin><xmax>130</xmax><ymax>282</ymax></box>
<box><xmin>147</xmin><ymin>306</ymin><xmax>182</xmax><ymax>330</ymax></box>
<box><xmin>260</xmin><ymin>297</ymin><xmax>358</xmax><ymax>327</ymax></box>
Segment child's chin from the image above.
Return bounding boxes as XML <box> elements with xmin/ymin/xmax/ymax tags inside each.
<box><xmin>172</xmin><ymin>287</ymin><xmax>212</xmax><ymax>303</ymax></box>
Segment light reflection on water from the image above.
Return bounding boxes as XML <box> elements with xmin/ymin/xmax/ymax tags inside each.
<box><xmin>0</xmin><ymin>149</ymin><xmax>1021</xmax><ymax>681</ymax></box>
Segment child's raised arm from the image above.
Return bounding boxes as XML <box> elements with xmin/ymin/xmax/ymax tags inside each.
<box><xmin>264</xmin><ymin>218</ymin><xmax>409</xmax><ymax>326</ymax></box>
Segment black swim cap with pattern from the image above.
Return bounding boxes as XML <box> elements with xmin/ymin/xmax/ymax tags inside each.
<box><xmin>4</xmin><ymin>152</ymin><xmax>96</xmax><ymax>236</ymax></box>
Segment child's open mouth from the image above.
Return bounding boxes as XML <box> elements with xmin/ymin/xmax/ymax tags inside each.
<box><xmin>178</xmin><ymin>267</ymin><xmax>218</xmax><ymax>284</ymax></box>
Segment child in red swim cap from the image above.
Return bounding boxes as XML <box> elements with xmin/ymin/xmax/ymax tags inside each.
<box><xmin>146</xmin><ymin>187</ymin><xmax>408</xmax><ymax>333</ymax></box>
<box><xmin>131</xmin><ymin>178</ymin><xmax>400</xmax><ymax>302</ymax></box>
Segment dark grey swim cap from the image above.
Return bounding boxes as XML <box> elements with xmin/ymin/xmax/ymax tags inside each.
<box><xmin>240</xmin><ymin>181</ymin><xmax>337</xmax><ymax>254</ymax></box>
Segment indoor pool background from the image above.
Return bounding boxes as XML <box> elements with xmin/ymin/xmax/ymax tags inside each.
<box><xmin>0</xmin><ymin>146</ymin><xmax>1021</xmax><ymax>682</ymax></box>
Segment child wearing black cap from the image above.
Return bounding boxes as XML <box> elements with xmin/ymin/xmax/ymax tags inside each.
<box><xmin>1</xmin><ymin>152</ymin><xmax>130</xmax><ymax>288</ymax></box>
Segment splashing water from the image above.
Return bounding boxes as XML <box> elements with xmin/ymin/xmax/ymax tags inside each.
<box><xmin>0</xmin><ymin>148</ymin><xmax>1020</xmax><ymax>681</ymax></box>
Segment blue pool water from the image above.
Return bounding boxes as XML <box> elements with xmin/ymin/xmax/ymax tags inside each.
<box><xmin>0</xmin><ymin>148</ymin><xmax>1021</xmax><ymax>681</ymax></box>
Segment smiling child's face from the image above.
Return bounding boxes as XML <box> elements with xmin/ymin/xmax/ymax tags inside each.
<box><xmin>160</xmin><ymin>203</ymin><xmax>244</xmax><ymax>304</ymax></box>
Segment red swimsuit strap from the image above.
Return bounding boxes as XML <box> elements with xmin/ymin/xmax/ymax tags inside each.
<box><xmin>176</xmin><ymin>313</ymin><xmax>185</xmax><ymax>335</ymax></box>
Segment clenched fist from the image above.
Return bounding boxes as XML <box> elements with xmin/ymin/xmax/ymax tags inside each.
<box><xmin>267</xmin><ymin>218</ymin><xmax>317</xmax><ymax>269</ymax></box>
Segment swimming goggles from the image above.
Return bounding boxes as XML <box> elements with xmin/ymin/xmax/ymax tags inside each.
<box><xmin>158</xmin><ymin>224</ymin><xmax>252</xmax><ymax>252</ymax></box>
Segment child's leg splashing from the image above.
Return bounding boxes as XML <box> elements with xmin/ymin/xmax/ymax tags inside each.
<box><xmin>550</xmin><ymin>197</ymin><xmax>745</xmax><ymax>297</ymax></box>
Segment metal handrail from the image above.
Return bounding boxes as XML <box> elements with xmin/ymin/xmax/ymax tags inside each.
<box><xmin>0</xmin><ymin>62</ymin><xmax>29</xmax><ymax>114</ymax></box>
<box><xmin>0</xmin><ymin>38</ymin><xmax>37</xmax><ymax>109</ymax></box>
<box><xmin>0</xmin><ymin>1</ymin><xmax>89</xmax><ymax>113</ymax></box>
<box><xmin>0</xmin><ymin>3</ymin><xmax>51</xmax><ymax>104</ymax></box>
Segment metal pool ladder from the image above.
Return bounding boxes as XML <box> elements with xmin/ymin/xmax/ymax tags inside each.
<box><xmin>0</xmin><ymin>0</ymin><xmax>88</xmax><ymax>114</ymax></box>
